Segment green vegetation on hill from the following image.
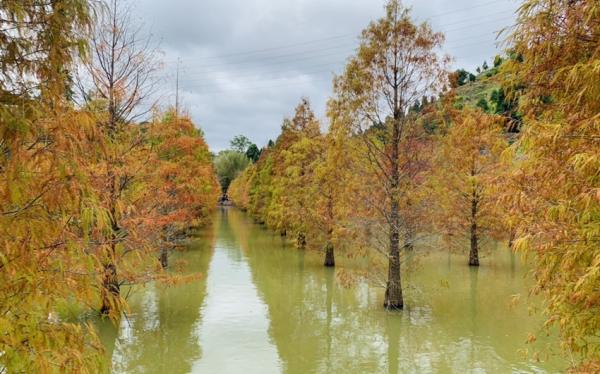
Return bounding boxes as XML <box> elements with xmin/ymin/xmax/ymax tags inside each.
<box><xmin>452</xmin><ymin>56</ymin><xmax>521</xmax><ymax>133</ymax></box>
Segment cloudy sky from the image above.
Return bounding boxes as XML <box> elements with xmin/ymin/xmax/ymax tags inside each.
<box><xmin>133</xmin><ymin>0</ymin><xmax>519</xmax><ymax>152</ymax></box>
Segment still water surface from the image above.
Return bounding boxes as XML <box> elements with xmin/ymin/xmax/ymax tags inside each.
<box><xmin>97</xmin><ymin>208</ymin><xmax>564</xmax><ymax>373</ymax></box>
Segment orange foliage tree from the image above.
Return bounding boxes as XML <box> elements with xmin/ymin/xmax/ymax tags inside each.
<box><xmin>267</xmin><ymin>99</ymin><xmax>323</xmax><ymax>248</ymax></box>
<box><xmin>0</xmin><ymin>1</ymin><xmax>107</xmax><ymax>371</ymax></box>
<box><xmin>0</xmin><ymin>1</ymin><xmax>219</xmax><ymax>371</ymax></box>
<box><xmin>429</xmin><ymin>106</ymin><xmax>508</xmax><ymax>266</ymax></box>
<box><xmin>505</xmin><ymin>0</ymin><xmax>600</xmax><ymax>367</ymax></box>
<box><xmin>147</xmin><ymin>113</ymin><xmax>219</xmax><ymax>268</ymax></box>
<box><xmin>331</xmin><ymin>0</ymin><xmax>447</xmax><ymax>310</ymax></box>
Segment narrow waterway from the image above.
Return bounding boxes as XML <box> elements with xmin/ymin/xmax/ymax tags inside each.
<box><xmin>97</xmin><ymin>208</ymin><xmax>564</xmax><ymax>373</ymax></box>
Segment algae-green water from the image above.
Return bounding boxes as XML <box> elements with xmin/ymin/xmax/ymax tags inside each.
<box><xmin>97</xmin><ymin>208</ymin><xmax>564</xmax><ymax>373</ymax></box>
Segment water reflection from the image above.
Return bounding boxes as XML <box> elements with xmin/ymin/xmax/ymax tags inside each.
<box><xmin>191</xmin><ymin>208</ymin><xmax>280</xmax><ymax>372</ymax></box>
<box><xmin>226</xmin><ymin>208</ymin><xmax>563</xmax><ymax>374</ymax></box>
<box><xmin>97</xmin><ymin>208</ymin><xmax>564</xmax><ymax>374</ymax></box>
<box><xmin>98</xmin><ymin>224</ymin><xmax>215</xmax><ymax>374</ymax></box>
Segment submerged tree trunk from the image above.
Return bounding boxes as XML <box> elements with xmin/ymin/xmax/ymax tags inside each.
<box><xmin>102</xmin><ymin>173</ymin><xmax>122</xmax><ymax>315</ymax></box>
<box><xmin>160</xmin><ymin>247</ymin><xmax>168</xmax><ymax>268</ymax></box>
<box><xmin>323</xmin><ymin>195</ymin><xmax>335</xmax><ymax>267</ymax></box>
<box><xmin>508</xmin><ymin>228</ymin><xmax>516</xmax><ymax>250</ymax></box>
<box><xmin>100</xmin><ymin>262</ymin><xmax>120</xmax><ymax>315</ymax></box>
<box><xmin>159</xmin><ymin>227</ymin><xmax>171</xmax><ymax>269</ymax></box>
<box><xmin>101</xmin><ymin>230</ymin><xmax>121</xmax><ymax>315</ymax></box>
<box><xmin>385</xmin><ymin>197</ymin><xmax>404</xmax><ymax>310</ymax></box>
<box><xmin>297</xmin><ymin>232</ymin><xmax>306</xmax><ymax>249</ymax></box>
<box><xmin>384</xmin><ymin>116</ymin><xmax>404</xmax><ymax>310</ymax></box>
<box><xmin>324</xmin><ymin>241</ymin><xmax>335</xmax><ymax>267</ymax></box>
<box><xmin>469</xmin><ymin>191</ymin><xmax>480</xmax><ymax>267</ymax></box>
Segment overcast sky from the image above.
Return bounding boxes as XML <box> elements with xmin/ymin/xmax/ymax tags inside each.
<box><xmin>133</xmin><ymin>0</ymin><xmax>519</xmax><ymax>152</ymax></box>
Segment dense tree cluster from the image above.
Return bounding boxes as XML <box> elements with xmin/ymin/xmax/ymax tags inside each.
<box><xmin>0</xmin><ymin>1</ymin><xmax>218</xmax><ymax>371</ymax></box>
<box><xmin>214</xmin><ymin>135</ymin><xmax>261</xmax><ymax>195</ymax></box>
<box><xmin>229</xmin><ymin>98</ymin><xmax>363</xmax><ymax>267</ymax></box>
<box><xmin>230</xmin><ymin>0</ymin><xmax>599</xmax><ymax>369</ymax></box>
<box><xmin>1</xmin><ymin>0</ymin><xmax>598</xmax><ymax>371</ymax></box>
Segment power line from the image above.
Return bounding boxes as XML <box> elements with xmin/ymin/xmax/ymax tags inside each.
<box><xmin>187</xmin><ymin>77</ymin><xmax>333</xmax><ymax>97</ymax></box>
<box><xmin>158</xmin><ymin>12</ymin><xmax>515</xmax><ymax>102</ymax></box>
<box><xmin>164</xmin><ymin>4</ymin><xmax>516</xmax><ymax>65</ymax></box>
<box><xmin>181</xmin><ymin>39</ymin><xmax>504</xmax><ymax>94</ymax></box>
<box><xmin>173</xmin><ymin>45</ymin><xmax>506</xmax><ymax>99</ymax></box>
<box><xmin>175</xmin><ymin>33</ymin><xmax>503</xmax><ymax>87</ymax></box>
<box><xmin>182</xmin><ymin>61</ymin><xmax>347</xmax><ymax>85</ymax></box>
<box><xmin>439</xmin><ymin>15</ymin><xmax>515</xmax><ymax>33</ymax></box>
<box><xmin>182</xmin><ymin>48</ymin><xmax>355</xmax><ymax>74</ymax></box>
<box><xmin>431</xmin><ymin>10</ymin><xmax>513</xmax><ymax>29</ymax></box>
<box><xmin>425</xmin><ymin>0</ymin><xmax>515</xmax><ymax>20</ymax></box>
<box><xmin>179</xmin><ymin>35</ymin><xmax>497</xmax><ymax>85</ymax></box>
<box><xmin>175</xmin><ymin>30</ymin><xmax>507</xmax><ymax>80</ymax></box>
<box><xmin>166</xmin><ymin>35</ymin><xmax>353</xmax><ymax>64</ymax></box>
<box><xmin>168</xmin><ymin>33</ymin><xmax>501</xmax><ymax>71</ymax></box>
<box><xmin>179</xmin><ymin>54</ymin><xmax>351</xmax><ymax>78</ymax></box>
<box><xmin>162</xmin><ymin>20</ymin><xmax>512</xmax><ymax>98</ymax></box>
<box><xmin>182</xmin><ymin>65</ymin><xmax>342</xmax><ymax>90</ymax></box>
<box><xmin>162</xmin><ymin>7</ymin><xmax>516</xmax><ymax>98</ymax></box>
<box><xmin>179</xmin><ymin>43</ymin><xmax>356</xmax><ymax>70</ymax></box>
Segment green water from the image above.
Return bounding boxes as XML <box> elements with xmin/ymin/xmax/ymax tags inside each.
<box><xmin>97</xmin><ymin>208</ymin><xmax>565</xmax><ymax>373</ymax></box>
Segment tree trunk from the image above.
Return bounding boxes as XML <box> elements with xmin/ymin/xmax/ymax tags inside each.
<box><xmin>102</xmin><ymin>172</ymin><xmax>121</xmax><ymax>315</ymax></box>
<box><xmin>469</xmin><ymin>193</ymin><xmax>480</xmax><ymax>267</ymax></box>
<box><xmin>160</xmin><ymin>247</ymin><xmax>168</xmax><ymax>269</ymax></box>
<box><xmin>403</xmin><ymin>199</ymin><xmax>414</xmax><ymax>251</ymax></box>
<box><xmin>160</xmin><ymin>227</ymin><xmax>171</xmax><ymax>269</ymax></box>
<box><xmin>403</xmin><ymin>224</ymin><xmax>414</xmax><ymax>251</ymax></box>
<box><xmin>324</xmin><ymin>241</ymin><xmax>335</xmax><ymax>267</ymax></box>
<box><xmin>100</xmin><ymin>262</ymin><xmax>120</xmax><ymax>315</ymax></box>
<box><xmin>297</xmin><ymin>232</ymin><xmax>306</xmax><ymax>249</ymax></box>
<box><xmin>385</xmin><ymin>198</ymin><xmax>404</xmax><ymax>310</ymax></box>
<box><xmin>508</xmin><ymin>229</ymin><xmax>516</xmax><ymax>250</ymax></box>
<box><xmin>323</xmin><ymin>195</ymin><xmax>335</xmax><ymax>267</ymax></box>
<box><xmin>384</xmin><ymin>114</ymin><xmax>403</xmax><ymax>310</ymax></box>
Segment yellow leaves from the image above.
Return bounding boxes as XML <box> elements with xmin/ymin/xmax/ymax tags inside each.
<box><xmin>507</xmin><ymin>1</ymin><xmax>600</xmax><ymax>359</ymax></box>
<box><xmin>571</xmin><ymin>152</ymin><xmax>600</xmax><ymax>178</ymax></box>
<box><xmin>512</xmin><ymin>236</ymin><xmax>532</xmax><ymax>254</ymax></box>
<box><xmin>0</xmin><ymin>88</ymin><xmax>218</xmax><ymax>372</ymax></box>
<box><xmin>527</xmin><ymin>334</ymin><xmax>538</xmax><ymax>344</ymax></box>
<box><xmin>427</xmin><ymin>106</ymin><xmax>510</xmax><ymax>249</ymax></box>
<box><xmin>229</xmin><ymin>98</ymin><xmax>365</xmax><ymax>254</ymax></box>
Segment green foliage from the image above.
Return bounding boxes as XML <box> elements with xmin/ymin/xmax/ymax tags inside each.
<box><xmin>245</xmin><ymin>143</ymin><xmax>261</xmax><ymax>163</ymax></box>
<box><xmin>476</xmin><ymin>98</ymin><xmax>490</xmax><ymax>112</ymax></box>
<box><xmin>493</xmin><ymin>55</ymin><xmax>503</xmax><ymax>68</ymax></box>
<box><xmin>214</xmin><ymin>150</ymin><xmax>251</xmax><ymax>193</ymax></box>
<box><xmin>230</xmin><ymin>135</ymin><xmax>252</xmax><ymax>153</ymax></box>
<box><xmin>454</xmin><ymin>69</ymin><xmax>477</xmax><ymax>86</ymax></box>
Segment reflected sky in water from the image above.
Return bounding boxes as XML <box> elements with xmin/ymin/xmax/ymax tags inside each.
<box><xmin>97</xmin><ymin>208</ymin><xmax>565</xmax><ymax>374</ymax></box>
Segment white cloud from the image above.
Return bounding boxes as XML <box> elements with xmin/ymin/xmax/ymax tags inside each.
<box><xmin>135</xmin><ymin>0</ymin><xmax>519</xmax><ymax>151</ymax></box>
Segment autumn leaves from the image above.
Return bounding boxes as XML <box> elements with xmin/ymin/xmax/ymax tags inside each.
<box><xmin>230</xmin><ymin>0</ymin><xmax>599</xmax><ymax>369</ymax></box>
<box><xmin>0</xmin><ymin>1</ymin><xmax>218</xmax><ymax>371</ymax></box>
